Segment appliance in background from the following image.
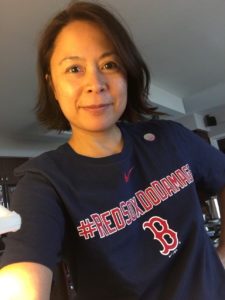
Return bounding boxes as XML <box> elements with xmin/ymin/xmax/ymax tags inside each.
<box><xmin>0</xmin><ymin>183</ymin><xmax>16</xmax><ymax>209</ymax></box>
<box><xmin>0</xmin><ymin>183</ymin><xmax>19</xmax><ymax>257</ymax></box>
<box><xmin>202</xmin><ymin>195</ymin><xmax>221</xmax><ymax>247</ymax></box>
<box><xmin>0</xmin><ymin>157</ymin><xmax>28</xmax><ymax>210</ymax></box>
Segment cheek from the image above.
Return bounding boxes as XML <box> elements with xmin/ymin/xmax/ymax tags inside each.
<box><xmin>117</xmin><ymin>78</ymin><xmax>128</xmax><ymax>106</ymax></box>
<box><xmin>53</xmin><ymin>80</ymin><xmax>81</xmax><ymax>105</ymax></box>
<box><xmin>52</xmin><ymin>85</ymin><xmax>74</xmax><ymax>118</ymax></box>
<box><xmin>53</xmin><ymin>81</ymin><xmax>70</xmax><ymax>100</ymax></box>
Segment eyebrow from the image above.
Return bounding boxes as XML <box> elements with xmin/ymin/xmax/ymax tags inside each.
<box><xmin>59</xmin><ymin>51</ymin><xmax>117</xmax><ymax>65</ymax></box>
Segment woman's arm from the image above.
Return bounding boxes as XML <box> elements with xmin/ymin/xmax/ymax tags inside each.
<box><xmin>0</xmin><ymin>262</ymin><xmax>52</xmax><ymax>300</ymax></box>
<box><xmin>216</xmin><ymin>184</ymin><xmax>225</xmax><ymax>268</ymax></box>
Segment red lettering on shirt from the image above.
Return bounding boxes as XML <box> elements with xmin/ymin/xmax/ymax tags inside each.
<box><xmin>175</xmin><ymin>169</ymin><xmax>189</xmax><ymax>187</ymax></box>
<box><xmin>160</xmin><ymin>178</ymin><xmax>177</xmax><ymax>196</ymax></box>
<box><xmin>167</xmin><ymin>173</ymin><xmax>184</xmax><ymax>191</ymax></box>
<box><xmin>91</xmin><ymin>213</ymin><xmax>108</xmax><ymax>238</ymax></box>
<box><xmin>136</xmin><ymin>190</ymin><xmax>153</xmax><ymax>211</ymax></box>
<box><xmin>77</xmin><ymin>164</ymin><xmax>194</xmax><ymax>240</ymax></box>
<box><xmin>151</xmin><ymin>181</ymin><xmax>168</xmax><ymax>201</ymax></box>
<box><xmin>145</xmin><ymin>187</ymin><xmax>161</xmax><ymax>205</ymax></box>
<box><xmin>130</xmin><ymin>197</ymin><xmax>145</xmax><ymax>217</ymax></box>
<box><xmin>111</xmin><ymin>207</ymin><xmax>126</xmax><ymax>230</ymax></box>
<box><xmin>181</xmin><ymin>164</ymin><xmax>194</xmax><ymax>183</ymax></box>
<box><xmin>126</xmin><ymin>200</ymin><xmax>137</xmax><ymax>221</ymax></box>
<box><xmin>120</xmin><ymin>201</ymin><xmax>132</xmax><ymax>225</ymax></box>
<box><xmin>101</xmin><ymin>211</ymin><xmax>117</xmax><ymax>235</ymax></box>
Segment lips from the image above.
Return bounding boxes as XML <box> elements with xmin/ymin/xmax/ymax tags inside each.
<box><xmin>81</xmin><ymin>103</ymin><xmax>112</xmax><ymax>112</ymax></box>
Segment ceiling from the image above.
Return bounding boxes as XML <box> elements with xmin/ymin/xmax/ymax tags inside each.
<box><xmin>0</xmin><ymin>0</ymin><xmax>225</xmax><ymax>140</ymax></box>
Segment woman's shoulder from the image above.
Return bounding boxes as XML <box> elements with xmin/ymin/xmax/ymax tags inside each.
<box><xmin>14</xmin><ymin>143</ymin><xmax>69</xmax><ymax>177</ymax></box>
<box><xmin>119</xmin><ymin>119</ymin><xmax>188</xmax><ymax>136</ymax></box>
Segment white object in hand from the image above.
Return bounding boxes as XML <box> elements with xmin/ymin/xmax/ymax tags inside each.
<box><xmin>0</xmin><ymin>205</ymin><xmax>21</xmax><ymax>235</ymax></box>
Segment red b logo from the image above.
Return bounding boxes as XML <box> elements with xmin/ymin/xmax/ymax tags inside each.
<box><xmin>143</xmin><ymin>216</ymin><xmax>178</xmax><ymax>256</ymax></box>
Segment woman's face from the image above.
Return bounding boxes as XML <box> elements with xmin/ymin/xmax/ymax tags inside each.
<box><xmin>49</xmin><ymin>20</ymin><xmax>127</xmax><ymax>135</ymax></box>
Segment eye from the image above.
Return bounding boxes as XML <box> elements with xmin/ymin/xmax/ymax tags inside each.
<box><xmin>66</xmin><ymin>65</ymin><xmax>84</xmax><ymax>73</ymax></box>
<box><xmin>69</xmin><ymin>65</ymin><xmax>80</xmax><ymax>73</ymax></box>
<box><xmin>102</xmin><ymin>61</ymin><xmax>118</xmax><ymax>70</ymax></box>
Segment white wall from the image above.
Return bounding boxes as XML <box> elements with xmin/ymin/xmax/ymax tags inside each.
<box><xmin>0</xmin><ymin>134</ymin><xmax>68</xmax><ymax>157</ymax></box>
<box><xmin>174</xmin><ymin>113</ymin><xmax>207</xmax><ymax>131</ymax></box>
<box><xmin>183</xmin><ymin>83</ymin><xmax>225</xmax><ymax>113</ymax></box>
<box><xmin>150</xmin><ymin>85</ymin><xmax>185</xmax><ymax>114</ymax></box>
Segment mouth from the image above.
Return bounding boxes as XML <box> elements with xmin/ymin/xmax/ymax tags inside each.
<box><xmin>81</xmin><ymin>103</ymin><xmax>112</xmax><ymax>112</ymax></box>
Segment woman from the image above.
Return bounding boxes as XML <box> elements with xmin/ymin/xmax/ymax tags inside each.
<box><xmin>0</xmin><ymin>1</ymin><xmax>225</xmax><ymax>299</ymax></box>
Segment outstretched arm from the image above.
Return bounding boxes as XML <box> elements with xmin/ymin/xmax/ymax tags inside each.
<box><xmin>0</xmin><ymin>262</ymin><xmax>52</xmax><ymax>300</ymax></box>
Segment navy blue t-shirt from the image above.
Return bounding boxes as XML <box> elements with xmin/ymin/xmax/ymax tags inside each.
<box><xmin>1</xmin><ymin>120</ymin><xmax>225</xmax><ymax>299</ymax></box>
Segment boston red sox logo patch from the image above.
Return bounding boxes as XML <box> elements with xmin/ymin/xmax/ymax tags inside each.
<box><xmin>143</xmin><ymin>216</ymin><xmax>179</xmax><ymax>256</ymax></box>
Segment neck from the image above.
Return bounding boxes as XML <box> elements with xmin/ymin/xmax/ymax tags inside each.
<box><xmin>68</xmin><ymin>125</ymin><xmax>123</xmax><ymax>158</ymax></box>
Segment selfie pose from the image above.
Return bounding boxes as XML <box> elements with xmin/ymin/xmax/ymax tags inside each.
<box><xmin>0</xmin><ymin>1</ymin><xmax>225</xmax><ymax>299</ymax></box>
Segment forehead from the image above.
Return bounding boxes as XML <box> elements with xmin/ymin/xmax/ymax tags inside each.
<box><xmin>53</xmin><ymin>20</ymin><xmax>114</xmax><ymax>54</ymax></box>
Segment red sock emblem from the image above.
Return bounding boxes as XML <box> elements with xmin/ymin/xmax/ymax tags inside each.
<box><xmin>143</xmin><ymin>216</ymin><xmax>178</xmax><ymax>256</ymax></box>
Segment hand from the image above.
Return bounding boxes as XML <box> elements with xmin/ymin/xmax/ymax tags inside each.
<box><xmin>216</xmin><ymin>245</ymin><xmax>225</xmax><ymax>268</ymax></box>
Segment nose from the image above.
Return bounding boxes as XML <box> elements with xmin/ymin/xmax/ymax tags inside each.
<box><xmin>85</xmin><ymin>67</ymin><xmax>107</xmax><ymax>94</ymax></box>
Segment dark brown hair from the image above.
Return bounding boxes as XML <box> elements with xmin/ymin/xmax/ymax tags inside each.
<box><xmin>35</xmin><ymin>1</ymin><xmax>161</xmax><ymax>132</ymax></box>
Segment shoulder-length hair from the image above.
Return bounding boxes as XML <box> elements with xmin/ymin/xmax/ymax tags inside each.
<box><xmin>35</xmin><ymin>1</ymin><xmax>161</xmax><ymax>132</ymax></box>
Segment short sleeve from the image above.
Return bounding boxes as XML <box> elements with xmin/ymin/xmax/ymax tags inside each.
<box><xmin>169</xmin><ymin>121</ymin><xmax>225</xmax><ymax>195</ymax></box>
<box><xmin>0</xmin><ymin>171</ymin><xmax>65</xmax><ymax>272</ymax></box>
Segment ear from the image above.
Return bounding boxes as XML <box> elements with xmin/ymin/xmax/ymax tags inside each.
<box><xmin>45</xmin><ymin>74</ymin><xmax>53</xmax><ymax>87</ymax></box>
<box><xmin>45</xmin><ymin>74</ymin><xmax>58</xmax><ymax>101</ymax></box>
